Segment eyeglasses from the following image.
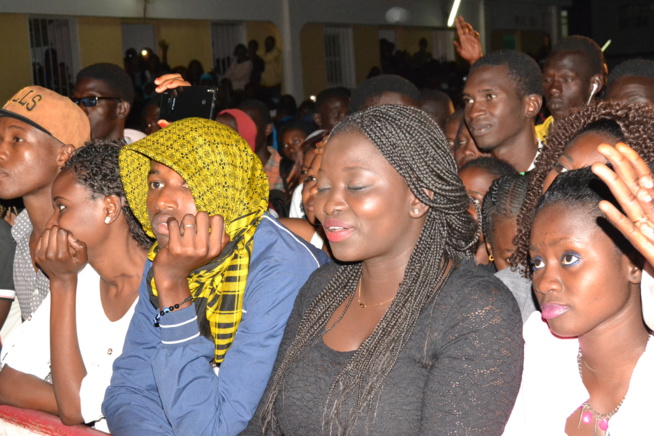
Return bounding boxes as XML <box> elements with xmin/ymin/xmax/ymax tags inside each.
<box><xmin>70</xmin><ymin>96</ymin><xmax>122</xmax><ymax>107</ymax></box>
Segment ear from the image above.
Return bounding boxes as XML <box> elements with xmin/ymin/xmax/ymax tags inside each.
<box><xmin>409</xmin><ymin>195</ymin><xmax>429</xmax><ymax>219</ymax></box>
<box><xmin>56</xmin><ymin>143</ymin><xmax>76</xmax><ymax>169</ymax></box>
<box><xmin>627</xmin><ymin>261</ymin><xmax>642</xmax><ymax>285</ymax></box>
<box><xmin>485</xmin><ymin>240</ymin><xmax>494</xmax><ymax>259</ymax></box>
<box><xmin>313</xmin><ymin>113</ymin><xmax>322</xmax><ymax>128</ymax></box>
<box><xmin>264</xmin><ymin>122</ymin><xmax>273</xmax><ymax>137</ymax></box>
<box><xmin>523</xmin><ymin>94</ymin><xmax>542</xmax><ymax>119</ymax></box>
<box><xmin>116</xmin><ymin>100</ymin><xmax>131</xmax><ymax>119</ymax></box>
<box><xmin>588</xmin><ymin>74</ymin><xmax>604</xmax><ymax>97</ymax></box>
<box><xmin>102</xmin><ymin>195</ymin><xmax>123</xmax><ymax>225</ymax></box>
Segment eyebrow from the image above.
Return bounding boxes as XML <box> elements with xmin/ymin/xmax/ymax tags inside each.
<box><xmin>147</xmin><ymin>170</ymin><xmax>160</xmax><ymax>176</ymax></box>
<box><xmin>560</xmin><ymin>153</ymin><xmax>574</xmax><ymax>164</ymax></box>
<box><xmin>529</xmin><ymin>236</ymin><xmax>583</xmax><ymax>251</ymax></box>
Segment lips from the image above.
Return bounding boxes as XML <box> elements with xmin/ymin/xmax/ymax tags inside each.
<box><xmin>540</xmin><ymin>303</ymin><xmax>569</xmax><ymax>320</ymax></box>
<box><xmin>323</xmin><ymin>218</ymin><xmax>354</xmax><ymax>243</ymax></box>
<box><xmin>468</xmin><ymin>122</ymin><xmax>492</xmax><ymax>136</ymax></box>
<box><xmin>150</xmin><ymin>214</ymin><xmax>174</xmax><ymax>237</ymax></box>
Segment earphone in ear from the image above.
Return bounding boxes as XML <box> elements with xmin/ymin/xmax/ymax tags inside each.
<box><xmin>587</xmin><ymin>83</ymin><xmax>599</xmax><ymax>105</ymax></box>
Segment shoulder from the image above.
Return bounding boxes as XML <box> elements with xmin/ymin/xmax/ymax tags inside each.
<box><xmin>252</xmin><ymin>215</ymin><xmax>329</xmax><ymax>268</ymax></box>
<box><xmin>293</xmin><ymin>262</ymin><xmax>341</xmax><ymax>314</ymax></box>
<box><xmin>278</xmin><ymin>218</ymin><xmax>317</xmax><ymax>244</ymax></box>
<box><xmin>446</xmin><ymin>260</ymin><xmax>517</xmax><ymax>307</ymax></box>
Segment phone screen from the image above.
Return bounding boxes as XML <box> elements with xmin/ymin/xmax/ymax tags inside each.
<box><xmin>159</xmin><ymin>86</ymin><xmax>220</xmax><ymax>122</ymax></box>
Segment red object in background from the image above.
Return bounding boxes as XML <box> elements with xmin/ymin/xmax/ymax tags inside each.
<box><xmin>0</xmin><ymin>405</ymin><xmax>109</xmax><ymax>435</ymax></box>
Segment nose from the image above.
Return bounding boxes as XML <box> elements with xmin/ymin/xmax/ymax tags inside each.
<box><xmin>466</xmin><ymin>99</ymin><xmax>485</xmax><ymax>120</ymax></box>
<box><xmin>546</xmin><ymin>79</ymin><xmax>562</xmax><ymax>97</ymax></box>
<box><xmin>533</xmin><ymin>264</ymin><xmax>563</xmax><ymax>296</ymax></box>
<box><xmin>317</xmin><ymin>187</ymin><xmax>346</xmax><ymax>217</ymax></box>
<box><xmin>150</xmin><ymin>186</ymin><xmax>177</xmax><ymax>213</ymax></box>
<box><xmin>44</xmin><ymin>208</ymin><xmax>59</xmax><ymax>230</ymax></box>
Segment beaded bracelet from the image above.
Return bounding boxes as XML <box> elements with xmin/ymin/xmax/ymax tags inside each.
<box><xmin>153</xmin><ymin>296</ymin><xmax>194</xmax><ymax>327</ymax></box>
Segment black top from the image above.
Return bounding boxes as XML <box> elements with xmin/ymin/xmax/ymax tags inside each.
<box><xmin>0</xmin><ymin>220</ymin><xmax>15</xmax><ymax>293</ymax></box>
<box><xmin>243</xmin><ymin>259</ymin><xmax>524</xmax><ymax>435</ymax></box>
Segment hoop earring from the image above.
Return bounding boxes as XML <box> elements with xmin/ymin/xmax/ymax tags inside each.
<box><xmin>488</xmin><ymin>254</ymin><xmax>494</xmax><ymax>262</ymax></box>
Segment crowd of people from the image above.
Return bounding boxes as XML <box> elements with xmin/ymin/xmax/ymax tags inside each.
<box><xmin>0</xmin><ymin>14</ymin><xmax>654</xmax><ymax>436</ymax></box>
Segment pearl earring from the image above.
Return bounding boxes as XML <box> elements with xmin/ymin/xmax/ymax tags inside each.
<box><xmin>104</xmin><ymin>216</ymin><xmax>111</xmax><ymax>224</ymax></box>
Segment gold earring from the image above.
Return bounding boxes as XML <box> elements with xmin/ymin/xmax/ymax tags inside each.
<box><xmin>489</xmin><ymin>254</ymin><xmax>494</xmax><ymax>262</ymax></box>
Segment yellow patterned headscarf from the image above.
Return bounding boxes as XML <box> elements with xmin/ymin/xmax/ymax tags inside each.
<box><xmin>119</xmin><ymin>117</ymin><xmax>269</xmax><ymax>364</ymax></box>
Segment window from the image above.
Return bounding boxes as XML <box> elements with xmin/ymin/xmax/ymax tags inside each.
<box><xmin>324</xmin><ymin>26</ymin><xmax>355</xmax><ymax>88</ymax></box>
<box><xmin>29</xmin><ymin>17</ymin><xmax>78</xmax><ymax>96</ymax></box>
<box><xmin>211</xmin><ymin>22</ymin><xmax>246</xmax><ymax>75</ymax></box>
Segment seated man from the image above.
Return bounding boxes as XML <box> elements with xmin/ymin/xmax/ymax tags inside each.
<box><xmin>103</xmin><ymin>118</ymin><xmax>329</xmax><ymax>435</ymax></box>
<box><xmin>537</xmin><ymin>36</ymin><xmax>605</xmax><ymax>141</ymax></box>
<box><xmin>462</xmin><ymin>49</ymin><xmax>543</xmax><ymax>173</ymax></box>
<box><xmin>606</xmin><ymin>58</ymin><xmax>654</xmax><ymax>108</ymax></box>
<box><xmin>0</xmin><ymin>86</ymin><xmax>90</xmax><ymax>323</ymax></box>
<box><xmin>71</xmin><ymin>63</ymin><xmax>141</xmax><ymax>143</ymax></box>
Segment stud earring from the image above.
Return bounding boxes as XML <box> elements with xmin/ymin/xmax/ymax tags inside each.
<box><xmin>413</xmin><ymin>209</ymin><xmax>419</xmax><ymax>215</ymax></box>
<box><xmin>104</xmin><ymin>216</ymin><xmax>111</xmax><ymax>224</ymax></box>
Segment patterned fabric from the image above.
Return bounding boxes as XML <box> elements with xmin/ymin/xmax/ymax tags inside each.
<box><xmin>11</xmin><ymin>210</ymin><xmax>50</xmax><ymax>320</ymax></box>
<box><xmin>119</xmin><ymin>117</ymin><xmax>269</xmax><ymax>363</ymax></box>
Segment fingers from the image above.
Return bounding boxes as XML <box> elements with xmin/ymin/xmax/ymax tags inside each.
<box><xmin>154</xmin><ymin>74</ymin><xmax>191</xmax><ymax>93</ymax></box>
<box><xmin>598</xmin><ymin>200</ymin><xmax>654</xmax><ymax>265</ymax></box>
<box><xmin>207</xmin><ymin>214</ymin><xmax>229</xmax><ymax>257</ymax></box>
<box><xmin>594</xmin><ymin>143</ymin><xmax>654</xmax><ymax>222</ymax></box>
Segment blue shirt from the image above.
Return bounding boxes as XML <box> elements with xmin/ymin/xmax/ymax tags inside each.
<box><xmin>102</xmin><ymin>215</ymin><xmax>329</xmax><ymax>435</ymax></box>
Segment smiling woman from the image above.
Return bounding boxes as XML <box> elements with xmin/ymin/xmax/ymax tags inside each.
<box><xmin>244</xmin><ymin>105</ymin><xmax>524</xmax><ymax>436</ymax></box>
<box><xmin>504</xmin><ymin>167</ymin><xmax>652</xmax><ymax>436</ymax></box>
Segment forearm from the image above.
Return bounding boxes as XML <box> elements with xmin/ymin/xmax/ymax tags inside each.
<box><xmin>49</xmin><ymin>278</ymin><xmax>86</xmax><ymax>425</ymax></box>
<box><xmin>0</xmin><ymin>365</ymin><xmax>58</xmax><ymax>415</ymax></box>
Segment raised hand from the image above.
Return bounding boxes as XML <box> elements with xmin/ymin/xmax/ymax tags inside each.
<box><xmin>591</xmin><ymin>142</ymin><xmax>654</xmax><ymax>264</ymax></box>
<box><xmin>453</xmin><ymin>16</ymin><xmax>482</xmax><ymax>66</ymax></box>
<box><xmin>153</xmin><ymin>73</ymin><xmax>192</xmax><ymax>128</ymax></box>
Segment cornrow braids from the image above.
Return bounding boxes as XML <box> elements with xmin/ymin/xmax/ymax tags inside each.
<box><xmin>511</xmin><ymin>100</ymin><xmax>654</xmax><ymax>277</ymax></box>
<box><xmin>260</xmin><ymin>105</ymin><xmax>477</xmax><ymax>435</ymax></box>
<box><xmin>64</xmin><ymin>139</ymin><xmax>153</xmax><ymax>249</ymax></box>
<box><xmin>481</xmin><ymin>173</ymin><xmax>529</xmax><ymax>249</ymax></box>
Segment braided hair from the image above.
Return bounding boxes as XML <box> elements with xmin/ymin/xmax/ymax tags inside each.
<box><xmin>511</xmin><ymin>100</ymin><xmax>654</xmax><ymax>276</ymax></box>
<box><xmin>64</xmin><ymin>139</ymin><xmax>152</xmax><ymax>249</ymax></box>
<box><xmin>481</xmin><ymin>173</ymin><xmax>529</xmax><ymax>251</ymax></box>
<box><xmin>260</xmin><ymin>105</ymin><xmax>477</xmax><ymax>435</ymax></box>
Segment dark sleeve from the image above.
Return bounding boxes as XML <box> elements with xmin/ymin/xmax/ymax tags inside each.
<box><xmin>0</xmin><ymin>221</ymin><xmax>16</xmax><ymax>292</ymax></box>
<box><xmin>418</xmin><ymin>272</ymin><xmax>524</xmax><ymax>435</ymax></box>
<box><xmin>240</xmin><ymin>263</ymin><xmax>339</xmax><ymax>435</ymax></box>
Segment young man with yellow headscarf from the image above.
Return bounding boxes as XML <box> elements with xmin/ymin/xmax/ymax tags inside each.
<box><xmin>103</xmin><ymin>118</ymin><xmax>329</xmax><ymax>435</ymax></box>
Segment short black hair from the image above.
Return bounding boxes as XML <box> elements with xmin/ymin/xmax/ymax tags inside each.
<box><xmin>63</xmin><ymin>140</ymin><xmax>152</xmax><ymax>249</ymax></box>
<box><xmin>315</xmin><ymin>87</ymin><xmax>350</xmax><ymax>112</ymax></box>
<box><xmin>608</xmin><ymin>59</ymin><xmax>654</xmax><ymax>87</ymax></box>
<box><xmin>471</xmin><ymin>50</ymin><xmax>543</xmax><ymax>97</ymax></box>
<box><xmin>350</xmin><ymin>74</ymin><xmax>420</xmax><ymax>112</ymax></box>
<box><xmin>460</xmin><ymin>156</ymin><xmax>518</xmax><ymax>179</ymax></box>
<box><xmin>279</xmin><ymin>119</ymin><xmax>316</xmax><ymax>138</ymax></box>
<box><xmin>549</xmin><ymin>35</ymin><xmax>605</xmax><ymax>77</ymax></box>
<box><xmin>481</xmin><ymin>173</ymin><xmax>529</xmax><ymax>248</ymax></box>
<box><xmin>76</xmin><ymin>63</ymin><xmax>135</xmax><ymax>105</ymax></box>
<box><xmin>238</xmin><ymin>99</ymin><xmax>272</xmax><ymax>125</ymax></box>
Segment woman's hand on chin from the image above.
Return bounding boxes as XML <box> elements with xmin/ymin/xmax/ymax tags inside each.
<box><xmin>34</xmin><ymin>226</ymin><xmax>87</xmax><ymax>285</ymax></box>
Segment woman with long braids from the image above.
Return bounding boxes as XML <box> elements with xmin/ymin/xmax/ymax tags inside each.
<box><xmin>244</xmin><ymin>105</ymin><xmax>523</xmax><ymax>435</ymax></box>
<box><xmin>510</xmin><ymin>101</ymin><xmax>654</xmax><ymax>276</ymax></box>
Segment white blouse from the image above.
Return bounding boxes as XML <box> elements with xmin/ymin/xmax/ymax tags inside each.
<box><xmin>503</xmin><ymin>311</ymin><xmax>654</xmax><ymax>435</ymax></box>
<box><xmin>1</xmin><ymin>264</ymin><xmax>138</xmax><ymax>432</ymax></box>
